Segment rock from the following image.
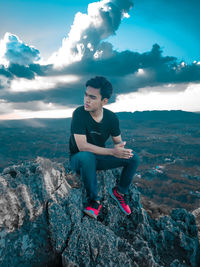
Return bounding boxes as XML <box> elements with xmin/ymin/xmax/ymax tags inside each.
<box><xmin>0</xmin><ymin>157</ymin><xmax>69</xmax><ymax>267</ymax></box>
<box><xmin>0</xmin><ymin>157</ymin><xmax>200</xmax><ymax>267</ymax></box>
<box><xmin>192</xmin><ymin>208</ymin><xmax>200</xmax><ymax>243</ymax></box>
<box><xmin>62</xmin><ymin>218</ymin><xmax>138</xmax><ymax>267</ymax></box>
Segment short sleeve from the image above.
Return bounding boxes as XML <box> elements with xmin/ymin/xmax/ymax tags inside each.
<box><xmin>110</xmin><ymin>113</ymin><xmax>121</xmax><ymax>137</ymax></box>
<box><xmin>71</xmin><ymin>108</ymin><xmax>86</xmax><ymax>135</ymax></box>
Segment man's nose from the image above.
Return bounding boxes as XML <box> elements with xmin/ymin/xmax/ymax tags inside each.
<box><xmin>85</xmin><ymin>96</ymin><xmax>90</xmax><ymax>102</ymax></box>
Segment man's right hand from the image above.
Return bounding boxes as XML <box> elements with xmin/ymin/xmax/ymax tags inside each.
<box><xmin>112</xmin><ymin>142</ymin><xmax>133</xmax><ymax>159</ymax></box>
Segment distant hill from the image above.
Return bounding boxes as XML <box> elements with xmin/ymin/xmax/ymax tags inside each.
<box><xmin>116</xmin><ymin>110</ymin><xmax>200</xmax><ymax>123</ymax></box>
<box><xmin>0</xmin><ymin>110</ymin><xmax>199</xmax><ymax>128</ymax></box>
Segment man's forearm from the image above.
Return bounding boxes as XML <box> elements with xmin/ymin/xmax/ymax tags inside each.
<box><xmin>79</xmin><ymin>142</ymin><xmax>114</xmax><ymax>156</ymax></box>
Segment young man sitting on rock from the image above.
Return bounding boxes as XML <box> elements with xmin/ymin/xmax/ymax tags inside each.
<box><xmin>69</xmin><ymin>76</ymin><xmax>139</xmax><ymax>219</ymax></box>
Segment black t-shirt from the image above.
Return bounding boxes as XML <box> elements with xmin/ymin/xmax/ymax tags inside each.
<box><xmin>69</xmin><ymin>106</ymin><xmax>121</xmax><ymax>155</ymax></box>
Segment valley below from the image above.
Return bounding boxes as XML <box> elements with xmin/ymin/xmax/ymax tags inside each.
<box><xmin>1</xmin><ymin>110</ymin><xmax>200</xmax><ymax>216</ymax></box>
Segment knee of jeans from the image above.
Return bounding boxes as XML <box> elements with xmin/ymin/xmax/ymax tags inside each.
<box><xmin>129</xmin><ymin>153</ymin><xmax>140</xmax><ymax>167</ymax></box>
<box><xmin>78</xmin><ymin>151</ymin><xmax>96</xmax><ymax>165</ymax></box>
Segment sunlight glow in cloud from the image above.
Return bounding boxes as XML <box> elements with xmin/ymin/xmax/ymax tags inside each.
<box><xmin>0</xmin><ymin>100</ymin><xmax>74</xmax><ymax>120</ymax></box>
<box><xmin>11</xmin><ymin>107</ymin><xmax>74</xmax><ymax>120</ymax></box>
<box><xmin>107</xmin><ymin>83</ymin><xmax>200</xmax><ymax>112</ymax></box>
<box><xmin>9</xmin><ymin>75</ymin><xmax>80</xmax><ymax>92</ymax></box>
<box><xmin>0</xmin><ymin>109</ymin><xmax>74</xmax><ymax>120</ymax></box>
<box><xmin>136</xmin><ymin>68</ymin><xmax>145</xmax><ymax>76</ymax></box>
<box><xmin>48</xmin><ymin>0</ymin><xmax>133</xmax><ymax>68</ymax></box>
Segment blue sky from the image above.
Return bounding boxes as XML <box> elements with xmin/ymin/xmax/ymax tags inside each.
<box><xmin>0</xmin><ymin>0</ymin><xmax>200</xmax><ymax>119</ymax></box>
<box><xmin>1</xmin><ymin>0</ymin><xmax>199</xmax><ymax>62</ymax></box>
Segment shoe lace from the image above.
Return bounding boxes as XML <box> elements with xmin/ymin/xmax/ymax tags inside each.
<box><xmin>117</xmin><ymin>193</ymin><xmax>129</xmax><ymax>206</ymax></box>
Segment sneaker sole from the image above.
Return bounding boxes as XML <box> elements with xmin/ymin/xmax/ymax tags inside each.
<box><xmin>109</xmin><ymin>188</ymin><xmax>131</xmax><ymax>215</ymax></box>
<box><xmin>83</xmin><ymin>209</ymin><xmax>97</xmax><ymax>219</ymax></box>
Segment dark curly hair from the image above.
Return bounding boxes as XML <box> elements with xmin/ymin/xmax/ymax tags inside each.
<box><xmin>85</xmin><ymin>76</ymin><xmax>113</xmax><ymax>99</ymax></box>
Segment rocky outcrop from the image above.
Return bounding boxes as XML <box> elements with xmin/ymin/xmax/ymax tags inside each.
<box><xmin>192</xmin><ymin>208</ymin><xmax>200</xmax><ymax>242</ymax></box>
<box><xmin>0</xmin><ymin>157</ymin><xmax>199</xmax><ymax>267</ymax></box>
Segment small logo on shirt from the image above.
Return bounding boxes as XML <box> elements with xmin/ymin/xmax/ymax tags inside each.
<box><xmin>90</xmin><ymin>131</ymin><xmax>101</xmax><ymax>135</ymax></box>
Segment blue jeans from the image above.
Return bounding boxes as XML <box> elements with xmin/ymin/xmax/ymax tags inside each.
<box><xmin>70</xmin><ymin>151</ymin><xmax>140</xmax><ymax>201</ymax></box>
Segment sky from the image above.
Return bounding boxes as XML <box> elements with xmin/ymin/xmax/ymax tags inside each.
<box><xmin>0</xmin><ymin>0</ymin><xmax>200</xmax><ymax>120</ymax></box>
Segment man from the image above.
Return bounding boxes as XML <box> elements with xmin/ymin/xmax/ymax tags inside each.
<box><xmin>69</xmin><ymin>76</ymin><xmax>139</xmax><ymax>219</ymax></box>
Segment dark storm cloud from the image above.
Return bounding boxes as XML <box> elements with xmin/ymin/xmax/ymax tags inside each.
<box><xmin>0</xmin><ymin>78</ymin><xmax>86</xmax><ymax>106</ymax></box>
<box><xmin>69</xmin><ymin>44</ymin><xmax>200</xmax><ymax>82</ymax></box>
<box><xmin>29</xmin><ymin>64</ymin><xmax>50</xmax><ymax>76</ymax></box>
<box><xmin>0</xmin><ymin>65</ymin><xmax>13</xmax><ymax>78</ymax></box>
<box><xmin>1</xmin><ymin>43</ymin><xmax>200</xmax><ymax>107</ymax></box>
<box><xmin>48</xmin><ymin>44</ymin><xmax>200</xmax><ymax>94</ymax></box>
<box><xmin>7</xmin><ymin>63</ymin><xmax>48</xmax><ymax>79</ymax></box>
<box><xmin>0</xmin><ymin>63</ymin><xmax>50</xmax><ymax>84</ymax></box>
<box><xmin>0</xmin><ymin>66</ymin><xmax>12</xmax><ymax>90</ymax></box>
<box><xmin>7</xmin><ymin>64</ymin><xmax>35</xmax><ymax>79</ymax></box>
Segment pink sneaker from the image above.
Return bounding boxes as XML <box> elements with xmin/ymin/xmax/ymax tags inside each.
<box><xmin>109</xmin><ymin>187</ymin><xmax>131</xmax><ymax>215</ymax></box>
<box><xmin>83</xmin><ymin>200</ymin><xmax>102</xmax><ymax>219</ymax></box>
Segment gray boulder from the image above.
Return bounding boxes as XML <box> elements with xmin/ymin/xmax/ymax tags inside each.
<box><xmin>0</xmin><ymin>157</ymin><xmax>199</xmax><ymax>267</ymax></box>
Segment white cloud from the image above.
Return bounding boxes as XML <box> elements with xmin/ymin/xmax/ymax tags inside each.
<box><xmin>9</xmin><ymin>74</ymin><xmax>80</xmax><ymax>92</ymax></box>
<box><xmin>12</xmin><ymin>107</ymin><xmax>74</xmax><ymax>120</ymax></box>
<box><xmin>0</xmin><ymin>32</ymin><xmax>40</xmax><ymax>66</ymax></box>
<box><xmin>0</xmin><ymin>99</ymin><xmax>14</xmax><ymax>114</ymax></box>
<box><xmin>0</xmin><ymin>74</ymin><xmax>11</xmax><ymax>89</ymax></box>
<box><xmin>48</xmin><ymin>0</ymin><xmax>133</xmax><ymax>68</ymax></box>
<box><xmin>107</xmin><ymin>83</ymin><xmax>200</xmax><ymax>112</ymax></box>
<box><xmin>1</xmin><ymin>82</ymin><xmax>200</xmax><ymax>121</ymax></box>
<box><xmin>193</xmin><ymin>61</ymin><xmax>200</xmax><ymax>65</ymax></box>
<box><xmin>0</xmin><ymin>100</ymin><xmax>74</xmax><ymax>120</ymax></box>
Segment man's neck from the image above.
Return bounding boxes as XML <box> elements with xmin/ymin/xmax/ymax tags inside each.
<box><xmin>89</xmin><ymin>108</ymin><xmax>103</xmax><ymax>122</ymax></box>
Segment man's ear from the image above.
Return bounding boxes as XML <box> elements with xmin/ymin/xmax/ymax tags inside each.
<box><xmin>102</xmin><ymin>98</ymin><xmax>108</xmax><ymax>105</ymax></box>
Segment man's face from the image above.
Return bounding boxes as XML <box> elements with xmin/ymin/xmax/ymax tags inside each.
<box><xmin>84</xmin><ymin>86</ymin><xmax>107</xmax><ymax>112</ymax></box>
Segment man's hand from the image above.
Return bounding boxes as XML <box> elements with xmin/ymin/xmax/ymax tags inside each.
<box><xmin>112</xmin><ymin>141</ymin><xmax>133</xmax><ymax>159</ymax></box>
<box><xmin>114</xmin><ymin>141</ymin><xmax>126</xmax><ymax>148</ymax></box>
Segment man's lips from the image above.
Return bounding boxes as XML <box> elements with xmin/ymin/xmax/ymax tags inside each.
<box><xmin>84</xmin><ymin>104</ymin><xmax>90</xmax><ymax>108</ymax></box>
